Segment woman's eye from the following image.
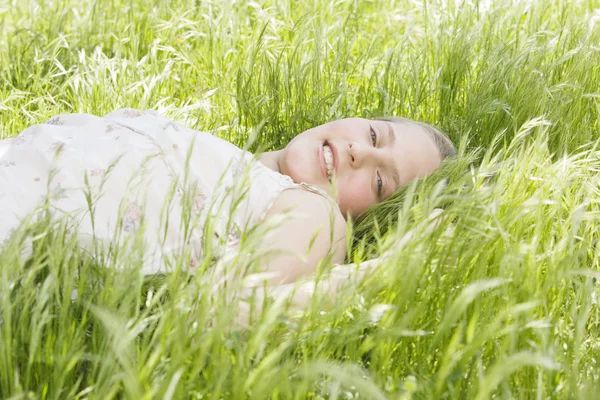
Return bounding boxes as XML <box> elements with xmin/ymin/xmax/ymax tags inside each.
<box><xmin>377</xmin><ymin>173</ymin><xmax>383</xmax><ymax>196</ymax></box>
<box><xmin>370</xmin><ymin>127</ymin><xmax>377</xmax><ymax>146</ymax></box>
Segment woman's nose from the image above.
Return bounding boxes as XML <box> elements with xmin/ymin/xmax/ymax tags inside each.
<box><xmin>347</xmin><ymin>142</ymin><xmax>371</xmax><ymax>168</ymax></box>
<box><xmin>348</xmin><ymin>143</ymin><xmax>357</xmax><ymax>165</ymax></box>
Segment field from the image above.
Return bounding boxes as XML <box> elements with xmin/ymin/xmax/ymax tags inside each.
<box><xmin>1</xmin><ymin>0</ymin><xmax>600</xmax><ymax>398</ymax></box>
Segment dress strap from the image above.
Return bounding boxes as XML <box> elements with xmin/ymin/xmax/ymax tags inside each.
<box><xmin>255</xmin><ymin>159</ymin><xmax>342</xmax><ymax>222</ymax></box>
<box><xmin>297</xmin><ymin>182</ymin><xmax>339</xmax><ymax>206</ymax></box>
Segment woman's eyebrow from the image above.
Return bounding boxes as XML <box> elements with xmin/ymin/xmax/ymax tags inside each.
<box><xmin>385</xmin><ymin>121</ymin><xmax>396</xmax><ymax>144</ymax></box>
<box><xmin>384</xmin><ymin>121</ymin><xmax>401</xmax><ymax>189</ymax></box>
<box><xmin>390</xmin><ymin>159</ymin><xmax>400</xmax><ymax>190</ymax></box>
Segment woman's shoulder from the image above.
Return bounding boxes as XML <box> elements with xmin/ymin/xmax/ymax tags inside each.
<box><xmin>261</xmin><ymin>187</ymin><xmax>347</xmax><ymax>282</ymax></box>
<box><xmin>269</xmin><ymin>186</ymin><xmax>343</xmax><ymax>217</ymax></box>
<box><xmin>267</xmin><ymin>187</ymin><xmax>346</xmax><ymax>247</ymax></box>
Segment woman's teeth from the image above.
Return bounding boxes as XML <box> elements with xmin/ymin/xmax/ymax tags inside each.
<box><xmin>324</xmin><ymin>144</ymin><xmax>334</xmax><ymax>181</ymax></box>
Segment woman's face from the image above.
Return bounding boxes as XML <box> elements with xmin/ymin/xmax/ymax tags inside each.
<box><xmin>278</xmin><ymin>118</ymin><xmax>443</xmax><ymax>218</ymax></box>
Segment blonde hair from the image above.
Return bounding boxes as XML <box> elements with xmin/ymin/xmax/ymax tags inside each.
<box><xmin>376</xmin><ymin>117</ymin><xmax>456</xmax><ymax>160</ymax></box>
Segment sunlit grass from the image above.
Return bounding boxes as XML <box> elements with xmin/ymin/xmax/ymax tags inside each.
<box><xmin>1</xmin><ymin>0</ymin><xmax>600</xmax><ymax>398</ymax></box>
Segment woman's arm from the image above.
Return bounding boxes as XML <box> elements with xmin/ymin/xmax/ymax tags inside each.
<box><xmin>208</xmin><ymin>188</ymin><xmax>346</xmax><ymax>326</ymax></box>
<box><xmin>257</xmin><ymin>188</ymin><xmax>348</xmax><ymax>285</ymax></box>
<box><xmin>265</xmin><ymin>257</ymin><xmax>380</xmax><ymax>310</ymax></box>
<box><xmin>234</xmin><ymin>208</ymin><xmax>445</xmax><ymax>325</ymax></box>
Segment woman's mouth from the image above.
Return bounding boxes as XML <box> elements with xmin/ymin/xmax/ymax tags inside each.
<box><xmin>323</xmin><ymin>141</ymin><xmax>334</xmax><ymax>182</ymax></box>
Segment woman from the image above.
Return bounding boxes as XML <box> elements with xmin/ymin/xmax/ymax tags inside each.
<box><xmin>0</xmin><ymin>109</ymin><xmax>455</xmax><ymax>313</ymax></box>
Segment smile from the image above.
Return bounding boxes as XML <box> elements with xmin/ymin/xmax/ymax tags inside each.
<box><xmin>323</xmin><ymin>144</ymin><xmax>334</xmax><ymax>180</ymax></box>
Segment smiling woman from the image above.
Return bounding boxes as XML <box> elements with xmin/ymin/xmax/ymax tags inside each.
<box><xmin>0</xmin><ymin>108</ymin><xmax>454</xmax><ymax>312</ymax></box>
<box><xmin>261</xmin><ymin>117</ymin><xmax>453</xmax><ymax>217</ymax></box>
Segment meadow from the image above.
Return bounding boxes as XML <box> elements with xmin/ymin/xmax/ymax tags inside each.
<box><xmin>1</xmin><ymin>0</ymin><xmax>600</xmax><ymax>398</ymax></box>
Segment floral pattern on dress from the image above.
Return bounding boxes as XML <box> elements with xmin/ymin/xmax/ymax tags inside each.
<box><xmin>192</xmin><ymin>189</ymin><xmax>206</xmax><ymax>215</ymax></box>
<box><xmin>48</xmin><ymin>141</ymin><xmax>66</xmax><ymax>154</ymax></box>
<box><xmin>0</xmin><ymin>160</ymin><xmax>16</xmax><ymax>167</ymax></box>
<box><xmin>189</xmin><ymin>249</ymin><xmax>199</xmax><ymax>269</ymax></box>
<box><xmin>122</xmin><ymin>202</ymin><xmax>142</xmax><ymax>232</ymax></box>
<box><xmin>11</xmin><ymin>136</ymin><xmax>27</xmax><ymax>145</ymax></box>
<box><xmin>46</xmin><ymin>117</ymin><xmax>65</xmax><ymax>126</ymax></box>
<box><xmin>178</xmin><ymin>186</ymin><xmax>206</xmax><ymax>215</ymax></box>
<box><xmin>105</xmin><ymin>124</ymin><xmax>119</xmax><ymax>134</ymax></box>
<box><xmin>121</xmin><ymin>109</ymin><xmax>143</xmax><ymax>118</ymax></box>
<box><xmin>51</xmin><ymin>184</ymin><xmax>67</xmax><ymax>200</ymax></box>
<box><xmin>90</xmin><ymin>168</ymin><xmax>106</xmax><ymax>177</ymax></box>
<box><xmin>227</xmin><ymin>224</ymin><xmax>241</xmax><ymax>246</ymax></box>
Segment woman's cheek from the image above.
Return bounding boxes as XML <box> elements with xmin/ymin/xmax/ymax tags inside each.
<box><xmin>337</xmin><ymin>179</ymin><xmax>374</xmax><ymax>217</ymax></box>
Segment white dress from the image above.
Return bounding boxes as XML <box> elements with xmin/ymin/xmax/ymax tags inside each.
<box><xmin>0</xmin><ymin>108</ymin><xmax>337</xmax><ymax>275</ymax></box>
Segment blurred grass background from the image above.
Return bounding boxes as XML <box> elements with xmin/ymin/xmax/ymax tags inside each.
<box><xmin>1</xmin><ymin>0</ymin><xmax>600</xmax><ymax>398</ymax></box>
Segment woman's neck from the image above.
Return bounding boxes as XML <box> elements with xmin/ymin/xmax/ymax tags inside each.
<box><xmin>259</xmin><ymin>150</ymin><xmax>284</xmax><ymax>174</ymax></box>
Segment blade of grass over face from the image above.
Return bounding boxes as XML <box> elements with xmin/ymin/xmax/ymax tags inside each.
<box><xmin>1</xmin><ymin>0</ymin><xmax>600</xmax><ymax>398</ymax></box>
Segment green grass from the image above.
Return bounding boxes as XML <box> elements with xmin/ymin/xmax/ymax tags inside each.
<box><xmin>1</xmin><ymin>0</ymin><xmax>600</xmax><ymax>398</ymax></box>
